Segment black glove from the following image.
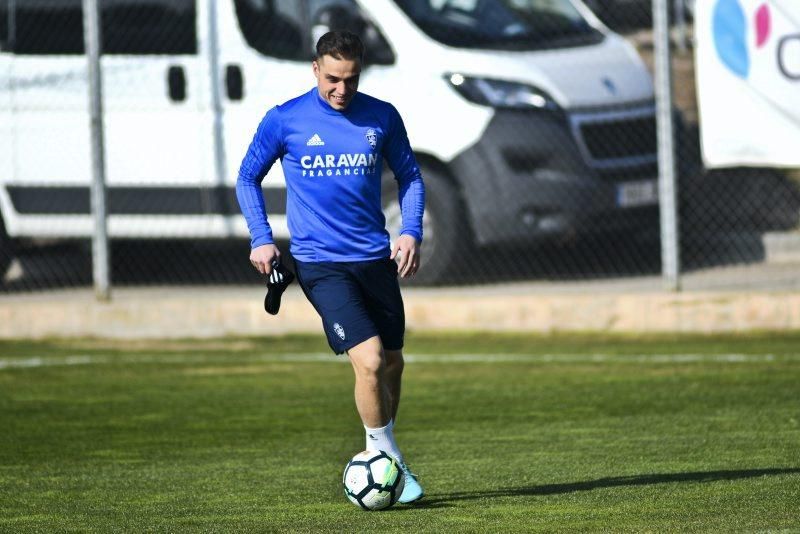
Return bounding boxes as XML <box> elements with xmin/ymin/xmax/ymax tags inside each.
<box><xmin>264</xmin><ymin>260</ymin><xmax>295</xmax><ymax>315</ymax></box>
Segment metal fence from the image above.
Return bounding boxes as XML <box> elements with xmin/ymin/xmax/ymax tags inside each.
<box><xmin>1</xmin><ymin>0</ymin><xmax>798</xmax><ymax>294</ymax></box>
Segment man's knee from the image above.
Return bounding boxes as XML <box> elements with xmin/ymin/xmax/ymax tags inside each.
<box><xmin>385</xmin><ymin>349</ymin><xmax>404</xmax><ymax>375</ymax></box>
<box><xmin>348</xmin><ymin>336</ymin><xmax>385</xmax><ymax>378</ymax></box>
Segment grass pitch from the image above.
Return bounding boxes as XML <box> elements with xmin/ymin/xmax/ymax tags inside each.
<box><xmin>1</xmin><ymin>333</ymin><xmax>799</xmax><ymax>532</ymax></box>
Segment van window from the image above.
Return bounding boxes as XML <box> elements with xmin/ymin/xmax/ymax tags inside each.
<box><xmin>234</xmin><ymin>0</ymin><xmax>306</xmax><ymax>61</ymax></box>
<box><xmin>394</xmin><ymin>0</ymin><xmax>603</xmax><ymax>50</ymax></box>
<box><xmin>15</xmin><ymin>1</ymin><xmax>84</xmax><ymax>54</ymax></box>
<box><xmin>103</xmin><ymin>1</ymin><xmax>196</xmax><ymax>55</ymax></box>
<box><xmin>13</xmin><ymin>0</ymin><xmax>196</xmax><ymax>55</ymax></box>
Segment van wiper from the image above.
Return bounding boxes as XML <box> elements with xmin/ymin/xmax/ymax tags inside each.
<box><xmin>479</xmin><ymin>29</ymin><xmax>603</xmax><ymax>51</ymax></box>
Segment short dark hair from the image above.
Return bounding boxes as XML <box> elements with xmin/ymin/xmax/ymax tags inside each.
<box><xmin>315</xmin><ymin>31</ymin><xmax>364</xmax><ymax>62</ymax></box>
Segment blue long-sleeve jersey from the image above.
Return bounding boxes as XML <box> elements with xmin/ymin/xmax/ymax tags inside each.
<box><xmin>236</xmin><ymin>88</ymin><xmax>425</xmax><ymax>263</ymax></box>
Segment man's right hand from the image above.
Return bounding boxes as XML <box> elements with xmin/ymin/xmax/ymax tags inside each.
<box><xmin>250</xmin><ymin>243</ymin><xmax>281</xmax><ymax>275</ymax></box>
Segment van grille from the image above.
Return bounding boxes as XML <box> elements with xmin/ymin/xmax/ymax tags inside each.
<box><xmin>578</xmin><ymin>116</ymin><xmax>657</xmax><ymax>160</ymax></box>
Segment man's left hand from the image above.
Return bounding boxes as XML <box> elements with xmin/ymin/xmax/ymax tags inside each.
<box><xmin>391</xmin><ymin>234</ymin><xmax>421</xmax><ymax>278</ymax></box>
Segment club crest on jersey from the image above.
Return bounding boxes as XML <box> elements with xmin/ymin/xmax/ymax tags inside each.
<box><xmin>365</xmin><ymin>128</ymin><xmax>377</xmax><ymax>150</ymax></box>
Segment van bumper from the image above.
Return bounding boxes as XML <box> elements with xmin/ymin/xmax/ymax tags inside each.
<box><xmin>448</xmin><ymin>108</ymin><xmax>660</xmax><ymax>247</ymax></box>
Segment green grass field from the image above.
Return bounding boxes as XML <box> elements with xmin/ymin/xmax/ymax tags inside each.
<box><xmin>1</xmin><ymin>333</ymin><xmax>799</xmax><ymax>532</ymax></box>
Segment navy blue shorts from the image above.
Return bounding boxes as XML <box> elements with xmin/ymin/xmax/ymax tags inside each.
<box><xmin>294</xmin><ymin>258</ymin><xmax>405</xmax><ymax>354</ymax></box>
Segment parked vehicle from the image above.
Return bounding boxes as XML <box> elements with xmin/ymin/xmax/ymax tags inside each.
<box><xmin>0</xmin><ymin>0</ymin><xmax>660</xmax><ymax>284</ymax></box>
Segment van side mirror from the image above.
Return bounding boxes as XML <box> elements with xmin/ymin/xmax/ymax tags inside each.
<box><xmin>362</xmin><ymin>21</ymin><xmax>395</xmax><ymax>66</ymax></box>
<box><xmin>234</xmin><ymin>0</ymin><xmax>305</xmax><ymax>61</ymax></box>
<box><xmin>312</xmin><ymin>6</ymin><xmax>395</xmax><ymax>66</ymax></box>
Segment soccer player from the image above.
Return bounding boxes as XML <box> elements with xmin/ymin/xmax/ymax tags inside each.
<box><xmin>236</xmin><ymin>31</ymin><xmax>426</xmax><ymax>504</ymax></box>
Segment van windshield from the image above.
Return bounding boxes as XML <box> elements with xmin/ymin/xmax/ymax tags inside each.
<box><xmin>392</xmin><ymin>0</ymin><xmax>603</xmax><ymax>50</ymax></box>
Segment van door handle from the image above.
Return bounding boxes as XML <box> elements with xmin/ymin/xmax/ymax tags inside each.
<box><xmin>226</xmin><ymin>64</ymin><xmax>244</xmax><ymax>101</ymax></box>
<box><xmin>167</xmin><ymin>66</ymin><xmax>186</xmax><ymax>102</ymax></box>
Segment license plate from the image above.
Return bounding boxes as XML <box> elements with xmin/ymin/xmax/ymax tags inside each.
<box><xmin>616</xmin><ymin>180</ymin><xmax>658</xmax><ymax>208</ymax></box>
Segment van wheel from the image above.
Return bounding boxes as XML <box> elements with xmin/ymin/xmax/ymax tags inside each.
<box><xmin>382</xmin><ymin>168</ymin><xmax>467</xmax><ymax>285</ymax></box>
<box><xmin>0</xmin><ymin>215</ymin><xmax>15</xmax><ymax>284</ymax></box>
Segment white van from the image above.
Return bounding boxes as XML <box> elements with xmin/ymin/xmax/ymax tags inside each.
<box><xmin>0</xmin><ymin>0</ymin><xmax>659</xmax><ymax>284</ymax></box>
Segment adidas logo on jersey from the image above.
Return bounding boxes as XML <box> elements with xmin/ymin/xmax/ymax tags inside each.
<box><xmin>306</xmin><ymin>133</ymin><xmax>325</xmax><ymax>146</ymax></box>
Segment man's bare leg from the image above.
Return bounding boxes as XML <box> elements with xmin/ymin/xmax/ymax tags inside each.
<box><xmin>384</xmin><ymin>348</ymin><xmax>404</xmax><ymax>422</ymax></box>
<box><xmin>383</xmin><ymin>348</ymin><xmax>423</xmax><ymax>502</ymax></box>
<box><xmin>347</xmin><ymin>336</ymin><xmax>390</xmax><ymax>428</ymax></box>
<box><xmin>348</xmin><ymin>336</ymin><xmax>406</xmax><ymax>460</ymax></box>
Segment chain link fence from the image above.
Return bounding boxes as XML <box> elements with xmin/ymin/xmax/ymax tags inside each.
<box><xmin>1</xmin><ymin>0</ymin><xmax>798</xmax><ymax>293</ymax></box>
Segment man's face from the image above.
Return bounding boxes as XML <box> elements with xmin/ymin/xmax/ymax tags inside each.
<box><xmin>313</xmin><ymin>55</ymin><xmax>361</xmax><ymax>111</ymax></box>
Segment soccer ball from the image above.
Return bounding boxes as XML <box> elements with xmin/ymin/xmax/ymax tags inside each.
<box><xmin>342</xmin><ymin>450</ymin><xmax>405</xmax><ymax>511</ymax></box>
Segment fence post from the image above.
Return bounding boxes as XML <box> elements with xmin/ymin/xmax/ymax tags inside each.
<box><xmin>207</xmin><ymin>0</ymin><xmax>229</xmax><ymax>230</ymax></box>
<box><xmin>674</xmin><ymin>0</ymin><xmax>688</xmax><ymax>54</ymax></box>
<box><xmin>82</xmin><ymin>0</ymin><xmax>111</xmax><ymax>301</ymax></box>
<box><xmin>653</xmin><ymin>0</ymin><xmax>681</xmax><ymax>291</ymax></box>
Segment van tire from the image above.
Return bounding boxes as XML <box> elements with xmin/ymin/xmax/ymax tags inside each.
<box><xmin>382</xmin><ymin>168</ymin><xmax>467</xmax><ymax>285</ymax></box>
<box><xmin>0</xmin><ymin>214</ymin><xmax>15</xmax><ymax>284</ymax></box>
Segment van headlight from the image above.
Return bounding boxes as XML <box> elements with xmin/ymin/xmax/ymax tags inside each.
<box><xmin>445</xmin><ymin>73</ymin><xmax>559</xmax><ymax>111</ymax></box>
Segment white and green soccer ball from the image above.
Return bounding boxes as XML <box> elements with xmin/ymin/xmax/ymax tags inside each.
<box><xmin>342</xmin><ymin>450</ymin><xmax>405</xmax><ymax>511</ymax></box>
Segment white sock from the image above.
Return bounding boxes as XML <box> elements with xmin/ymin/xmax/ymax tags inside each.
<box><xmin>364</xmin><ymin>419</ymin><xmax>404</xmax><ymax>464</ymax></box>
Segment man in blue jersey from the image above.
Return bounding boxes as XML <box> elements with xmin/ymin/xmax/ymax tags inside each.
<box><xmin>236</xmin><ymin>31</ymin><xmax>425</xmax><ymax>504</ymax></box>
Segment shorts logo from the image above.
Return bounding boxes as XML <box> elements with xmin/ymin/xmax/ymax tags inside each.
<box><xmin>365</xmin><ymin>128</ymin><xmax>377</xmax><ymax>150</ymax></box>
<box><xmin>333</xmin><ymin>322</ymin><xmax>346</xmax><ymax>340</ymax></box>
